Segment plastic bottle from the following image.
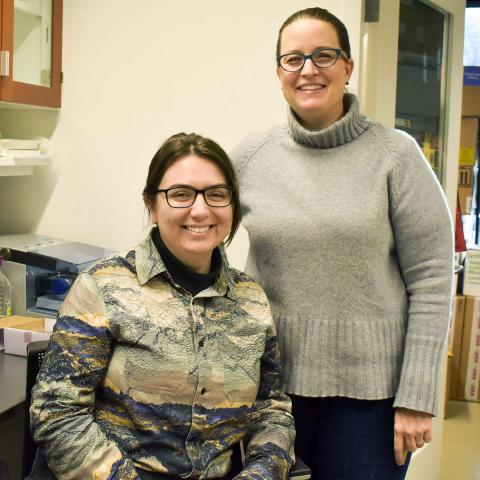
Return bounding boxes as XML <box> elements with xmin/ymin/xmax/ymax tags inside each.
<box><xmin>0</xmin><ymin>256</ymin><xmax>12</xmax><ymax>317</ymax></box>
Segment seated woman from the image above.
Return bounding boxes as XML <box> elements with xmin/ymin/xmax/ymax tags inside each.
<box><xmin>29</xmin><ymin>132</ymin><xmax>294</xmax><ymax>480</ymax></box>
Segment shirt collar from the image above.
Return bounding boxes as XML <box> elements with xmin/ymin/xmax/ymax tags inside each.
<box><xmin>135</xmin><ymin>231</ymin><xmax>168</xmax><ymax>286</ymax></box>
<box><xmin>212</xmin><ymin>262</ymin><xmax>237</xmax><ymax>301</ymax></box>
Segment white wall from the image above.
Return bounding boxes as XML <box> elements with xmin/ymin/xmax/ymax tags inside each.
<box><xmin>0</xmin><ymin>0</ymin><xmax>362</xmax><ymax>271</ymax></box>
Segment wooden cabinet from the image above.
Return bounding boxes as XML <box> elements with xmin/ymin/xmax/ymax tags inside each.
<box><xmin>0</xmin><ymin>0</ymin><xmax>62</xmax><ymax>108</ymax></box>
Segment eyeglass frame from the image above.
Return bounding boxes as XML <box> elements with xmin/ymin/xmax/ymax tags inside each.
<box><xmin>276</xmin><ymin>47</ymin><xmax>349</xmax><ymax>72</ymax></box>
<box><xmin>155</xmin><ymin>185</ymin><xmax>234</xmax><ymax>208</ymax></box>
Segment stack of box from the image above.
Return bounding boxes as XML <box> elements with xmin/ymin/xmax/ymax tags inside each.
<box><xmin>448</xmin><ymin>250</ymin><xmax>480</xmax><ymax>406</ymax></box>
<box><xmin>448</xmin><ymin>85</ymin><xmax>480</xmax><ymax>410</ymax></box>
<box><xmin>458</xmin><ymin>86</ymin><xmax>480</xmax><ymax>214</ymax></box>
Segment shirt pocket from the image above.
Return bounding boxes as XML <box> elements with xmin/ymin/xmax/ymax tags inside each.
<box><xmin>223</xmin><ymin>332</ymin><xmax>265</xmax><ymax>403</ymax></box>
<box><xmin>124</xmin><ymin>351</ymin><xmax>189</xmax><ymax>397</ymax></box>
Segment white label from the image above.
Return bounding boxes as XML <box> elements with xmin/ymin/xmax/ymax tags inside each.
<box><xmin>463</xmin><ymin>250</ymin><xmax>480</xmax><ymax>297</ymax></box>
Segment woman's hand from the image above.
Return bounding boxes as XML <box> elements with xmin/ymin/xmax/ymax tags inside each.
<box><xmin>393</xmin><ymin>407</ymin><xmax>433</xmax><ymax>465</ymax></box>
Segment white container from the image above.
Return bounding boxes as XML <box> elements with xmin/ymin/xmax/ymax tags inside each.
<box><xmin>3</xmin><ymin>317</ymin><xmax>56</xmax><ymax>356</ymax></box>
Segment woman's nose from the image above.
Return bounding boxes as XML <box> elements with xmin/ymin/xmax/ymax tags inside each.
<box><xmin>301</xmin><ymin>58</ymin><xmax>319</xmax><ymax>75</ymax></box>
<box><xmin>190</xmin><ymin>192</ymin><xmax>210</xmax><ymax>216</ymax></box>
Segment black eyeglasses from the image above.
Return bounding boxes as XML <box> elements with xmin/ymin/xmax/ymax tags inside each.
<box><xmin>277</xmin><ymin>47</ymin><xmax>349</xmax><ymax>72</ymax></box>
<box><xmin>156</xmin><ymin>186</ymin><xmax>233</xmax><ymax>208</ymax></box>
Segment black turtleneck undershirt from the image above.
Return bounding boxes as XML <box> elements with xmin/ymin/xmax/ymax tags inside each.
<box><xmin>151</xmin><ymin>227</ymin><xmax>222</xmax><ymax>296</ymax></box>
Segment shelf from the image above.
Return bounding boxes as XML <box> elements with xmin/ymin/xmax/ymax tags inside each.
<box><xmin>14</xmin><ymin>0</ymin><xmax>42</xmax><ymax>18</ymax></box>
<box><xmin>0</xmin><ymin>101</ymin><xmax>59</xmax><ymax>111</ymax></box>
<box><xmin>0</xmin><ymin>152</ymin><xmax>51</xmax><ymax>176</ymax></box>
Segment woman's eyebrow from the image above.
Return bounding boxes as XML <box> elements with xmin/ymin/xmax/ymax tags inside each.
<box><xmin>282</xmin><ymin>46</ymin><xmax>337</xmax><ymax>54</ymax></box>
<box><xmin>164</xmin><ymin>183</ymin><xmax>229</xmax><ymax>188</ymax></box>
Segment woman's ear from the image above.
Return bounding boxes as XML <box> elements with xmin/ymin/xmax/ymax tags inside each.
<box><xmin>143</xmin><ymin>192</ymin><xmax>151</xmax><ymax>207</ymax></box>
<box><xmin>143</xmin><ymin>194</ymin><xmax>155</xmax><ymax>224</ymax></box>
<box><xmin>345</xmin><ymin>58</ymin><xmax>354</xmax><ymax>83</ymax></box>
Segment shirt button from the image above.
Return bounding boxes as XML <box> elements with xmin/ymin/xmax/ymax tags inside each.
<box><xmin>200</xmin><ymin>387</ymin><xmax>207</xmax><ymax>395</ymax></box>
<box><xmin>199</xmin><ymin>339</ymin><xmax>205</xmax><ymax>348</ymax></box>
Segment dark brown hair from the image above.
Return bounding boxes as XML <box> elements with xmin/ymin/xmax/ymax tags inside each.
<box><xmin>276</xmin><ymin>7</ymin><xmax>351</xmax><ymax>59</ymax></box>
<box><xmin>143</xmin><ymin>132</ymin><xmax>241</xmax><ymax>245</ymax></box>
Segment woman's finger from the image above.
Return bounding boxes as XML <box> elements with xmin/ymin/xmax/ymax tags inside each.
<box><xmin>394</xmin><ymin>431</ymin><xmax>407</xmax><ymax>465</ymax></box>
<box><xmin>405</xmin><ymin>433</ymin><xmax>417</xmax><ymax>453</ymax></box>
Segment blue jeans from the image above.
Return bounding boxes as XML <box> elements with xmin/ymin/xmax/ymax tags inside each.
<box><xmin>290</xmin><ymin>396</ymin><xmax>411</xmax><ymax>480</ymax></box>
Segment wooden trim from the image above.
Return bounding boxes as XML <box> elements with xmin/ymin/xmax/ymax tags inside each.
<box><xmin>0</xmin><ymin>0</ymin><xmax>14</xmax><ymax>97</ymax></box>
<box><xmin>0</xmin><ymin>0</ymin><xmax>62</xmax><ymax>108</ymax></box>
<box><xmin>51</xmin><ymin>0</ymin><xmax>63</xmax><ymax>105</ymax></box>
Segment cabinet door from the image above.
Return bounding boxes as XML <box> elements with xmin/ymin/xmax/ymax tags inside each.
<box><xmin>0</xmin><ymin>0</ymin><xmax>62</xmax><ymax>107</ymax></box>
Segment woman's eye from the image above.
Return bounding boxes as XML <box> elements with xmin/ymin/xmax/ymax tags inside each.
<box><xmin>208</xmin><ymin>190</ymin><xmax>227</xmax><ymax>200</ymax></box>
<box><xmin>171</xmin><ymin>189</ymin><xmax>192</xmax><ymax>199</ymax></box>
<box><xmin>314</xmin><ymin>52</ymin><xmax>334</xmax><ymax>60</ymax></box>
<box><xmin>285</xmin><ymin>55</ymin><xmax>303</xmax><ymax>65</ymax></box>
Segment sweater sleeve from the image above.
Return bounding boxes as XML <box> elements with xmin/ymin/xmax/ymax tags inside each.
<box><xmin>388</xmin><ymin>130</ymin><xmax>454</xmax><ymax>415</ymax></box>
<box><xmin>235</xmin><ymin>295</ymin><xmax>295</xmax><ymax>480</ymax></box>
<box><xmin>30</xmin><ymin>272</ymin><xmax>139</xmax><ymax>480</ymax></box>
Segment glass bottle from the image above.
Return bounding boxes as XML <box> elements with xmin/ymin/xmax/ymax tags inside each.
<box><xmin>0</xmin><ymin>256</ymin><xmax>12</xmax><ymax>317</ymax></box>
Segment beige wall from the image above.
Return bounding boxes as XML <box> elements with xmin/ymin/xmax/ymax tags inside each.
<box><xmin>0</xmin><ymin>0</ymin><xmax>362</xmax><ymax>271</ymax></box>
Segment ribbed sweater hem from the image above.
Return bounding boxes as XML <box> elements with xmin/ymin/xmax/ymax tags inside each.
<box><xmin>274</xmin><ymin>313</ymin><xmax>446</xmax><ymax>415</ymax></box>
<box><xmin>275</xmin><ymin>313</ymin><xmax>402</xmax><ymax>399</ymax></box>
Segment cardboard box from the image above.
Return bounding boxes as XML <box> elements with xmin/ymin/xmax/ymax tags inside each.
<box><xmin>458</xmin><ymin>166</ymin><xmax>473</xmax><ymax>214</ymax></box>
<box><xmin>1</xmin><ymin>315</ymin><xmax>55</xmax><ymax>356</ymax></box>
<box><xmin>459</xmin><ymin>117</ymin><xmax>478</xmax><ymax>167</ymax></box>
<box><xmin>0</xmin><ymin>315</ymin><xmax>40</xmax><ymax>350</ymax></box>
<box><xmin>458</xmin><ymin>296</ymin><xmax>480</xmax><ymax>402</ymax></box>
<box><xmin>445</xmin><ymin>350</ymin><xmax>453</xmax><ymax>418</ymax></box>
<box><xmin>449</xmin><ymin>295</ymin><xmax>466</xmax><ymax>400</ymax></box>
<box><xmin>462</xmin><ymin>86</ymin><xmax>480</xmax><ymax>117</ymax></box>
<box><xmin>448</xmin><ymin>296</ymin><xmax>465</xmax><ymax>351</ymax></box>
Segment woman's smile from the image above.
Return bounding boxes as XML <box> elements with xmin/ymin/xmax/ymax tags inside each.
<box><xmin>297</xmin><ymin>83</ymin><xmax>326</xmax><ymax>91</ymax></box>
<box><xmin>183</xmin><ymin>225</ymin><xmax>214</xmax><ymax>233</ymax></box>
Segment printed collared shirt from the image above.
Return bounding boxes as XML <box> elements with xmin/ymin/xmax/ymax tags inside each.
<box><xmin>30</xmin><ymin>234</ymin><xmax>295</xmax><ymax>479</ymax></box>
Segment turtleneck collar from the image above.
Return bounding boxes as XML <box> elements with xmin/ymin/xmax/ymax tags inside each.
<box><xmin>151</xmin><ymin>227</ymin><xmax>222</xmax><ymax>296</ymax></box>
<box><xmin>287</xmin><ymin>93</ymin><xmax>370</xmax><ymax>149</ymax></box>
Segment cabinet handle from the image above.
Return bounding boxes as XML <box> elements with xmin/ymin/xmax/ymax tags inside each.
<box><xmin>0</xmin><ymin>51</ymin><xmax>10</xmax><ymax>77</ymax></box>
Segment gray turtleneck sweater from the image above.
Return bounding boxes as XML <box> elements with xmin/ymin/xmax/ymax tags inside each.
<box><xmin>231</xmin><ymin>94</ymin><xmax>453</xmax><ymax>415</ymax></box>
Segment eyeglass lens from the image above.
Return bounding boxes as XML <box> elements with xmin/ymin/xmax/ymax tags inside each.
<box><xmin>166</xmin><ymin>187</ymin><xmax>232</xmax><ymax>207</ymax></box>
<box><xmin>280</xmin><ymin>48</ymin><xmax>340</xmax><ymax>71</ymax></box>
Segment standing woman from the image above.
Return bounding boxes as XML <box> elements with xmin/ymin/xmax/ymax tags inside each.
<box><xmin>231</xmin><ymin>8</ymin><xmax>453</xmax><ymax>480</ymax></box>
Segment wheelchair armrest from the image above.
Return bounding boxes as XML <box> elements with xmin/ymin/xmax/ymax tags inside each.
<box><xmin>289</xmin><ymin>456</ymin><xmax>311</xmax><ymax>479</ymax></box>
